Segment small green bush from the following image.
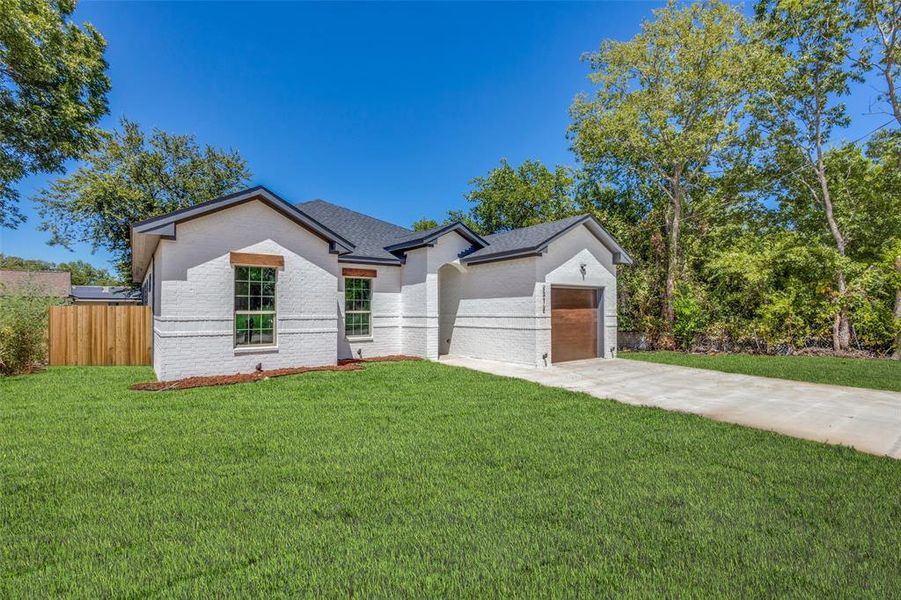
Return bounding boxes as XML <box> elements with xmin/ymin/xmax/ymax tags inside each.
<box><xmin>672</xmin><ymin>283</ymin><xmax>707</xmax><ymax>349</ymax></box>
<box><xmin>0</xmin><ymin>289</ymin><xmax>63</xmax><ymax>376</ymax></box>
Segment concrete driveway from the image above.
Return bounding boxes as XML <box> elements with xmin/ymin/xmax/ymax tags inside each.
<box><xmin>439</xmin><ymin>356</ymin><xmax>901</xmax><ymax>459</ymax></box>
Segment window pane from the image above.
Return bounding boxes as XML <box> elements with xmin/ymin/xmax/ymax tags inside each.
<box><xmin>236</xmin><ymin>267</ymin><xmax>277</xmax><ymax>347</ymax></box>
<box><xmin>344</xmin><ymin>278</ymin><xmax>371</xmax><ymax>336</ymax></box>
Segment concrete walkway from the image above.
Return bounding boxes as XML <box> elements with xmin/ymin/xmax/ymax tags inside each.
<box><xmin>439</xmin><ymin>356</ymin><xmax>901</xmax><ymax>459</ymax></box>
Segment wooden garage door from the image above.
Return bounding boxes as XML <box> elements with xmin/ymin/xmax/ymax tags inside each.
<box><xmin>551</xmin><ymin>287</ymin><xmax>598</xmax><ymax>363</ymax></box>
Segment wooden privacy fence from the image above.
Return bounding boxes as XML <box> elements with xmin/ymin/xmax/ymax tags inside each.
<box><xmin>48</xmin><ymin>305</ymin><xmax>152</xmax><ymax>366</ymax></box>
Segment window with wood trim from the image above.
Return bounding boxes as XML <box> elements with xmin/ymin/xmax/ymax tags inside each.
<box><xmin>234</xmin><ymin>266</ymin><xmax>276</xmax><ymax>347</ymax></box>
<box><xmin>344</xmin><ymin>277</ymin><xmax>371</xmax><ymax>337</ymax></box>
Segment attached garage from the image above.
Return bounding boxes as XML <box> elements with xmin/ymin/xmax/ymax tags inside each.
<box><xmin>551</xmin><ymin>287</ymin><xmax>599</xmax><ymax>363</ymax></box>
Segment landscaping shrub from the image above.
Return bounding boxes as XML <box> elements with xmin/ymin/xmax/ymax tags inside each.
<box><xmin>0</xmin><ymin>289</ymin><xmax>63</xmax><ymax>375</ymax></box>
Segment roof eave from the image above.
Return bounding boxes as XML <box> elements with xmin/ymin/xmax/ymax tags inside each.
<box><xmin>462</xmin><ymin>247</ymin><xmax>546</xmax><ymax>265</ymax></box>
<box><xmin>337</xmin><ymin>255</ymin><xmax>405</xmax><ymax>266</ymax></box>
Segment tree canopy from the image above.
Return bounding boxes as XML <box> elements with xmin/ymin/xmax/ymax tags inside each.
<box><xmin>34</xmin><ymin>118</ymin><xmax>251</xmax><ymax>282</ymax></box>
<box><xmin>0</xmin><ymin>253</ymin><xmax>116</xmax><ymax>285</ymax></box>
<box><xmin>0</xmin><ymin>0</ymin><xmax>110</xmax><ymax>228</ymax></box>
<box><xmin>569</xmin><ymin>0</ymin><xmax>776</xmax><ymax>346</ymax></box>
<box><xmin>451</xmin><ymin>0</ymin><xmax>901</xmax><ymax>358</ymax></box>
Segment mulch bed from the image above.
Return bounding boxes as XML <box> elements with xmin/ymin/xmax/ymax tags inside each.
<box><xmin>338</xmin><ymin>354</ymin><xmax>421</xmax><ymax>365</ymax></box>
<box><xmin>130</xmin><ymin>355</ymin><xmax>421</xmax><ymax>392</ymax></box>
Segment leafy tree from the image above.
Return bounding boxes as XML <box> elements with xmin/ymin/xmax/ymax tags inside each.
<box><xmin>411</xmin><ymin>218</ymin><xmax>439</xmax><ymax>231</ymax></box>
<box><xmin>0</xmin><ymin>0</ymin><xmax>110</xmax><ymax>228</ymax></box>
<box><xmin>570</xmin><ymin>0</ymin><xmax>774</xmax><ymax>347</ymax></box>
<box><xmin>860</xmin><ymin>0</ymin><xmax>901</xmax><ymax>128</ymax></box>
<box><xmin>443</xmin><ymin>209</ymin><xmax>485</xmax><ymax>235</ymax></box>
<box><xmin>35</xmin><ymin>118</ymin><xmax>251</xmax><ymax>281</ymax></box>
<box><xmin>858</xmin><ymin>0</ymin><xmax>901</xmax><ymax>357</ymax></box>
<box><xmin>754</xmin><ymin>0</ymin><xmax>864</xmax><ymax>351</ymax></box>
<box><xmin>460</xmin><ymin>159</ymin><xmax>576</xmax><ymax>234</ymax></box>
<box><xmin>56</xmin><ymin>260</ymin><xmax>116</xmax><ymax>285</ymax></box>
<box><xmin>0</xmin><ymin>254</ymin><xmax>116</xmax><ymax>285</ymax></box>
<box><xmin>0</xmin><ymin>254</ymin><xmax>54</xmax><ymax>271</ymax></box>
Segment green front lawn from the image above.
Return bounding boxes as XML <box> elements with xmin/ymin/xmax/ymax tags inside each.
<box><xmin>620</xmin><ymin>351</ymin><xmax>901</xmax><ymax>392</ymax></box>
<box><xmin>2</xmin><ymin>363</ymin><xmax>899</xmax><ymax>596</ymax></box>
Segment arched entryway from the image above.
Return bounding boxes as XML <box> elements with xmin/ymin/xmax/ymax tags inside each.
<box><xmin>437</xmin><ymin>262</ymin><xmax>464</xmax><ymax>357</ymax></box>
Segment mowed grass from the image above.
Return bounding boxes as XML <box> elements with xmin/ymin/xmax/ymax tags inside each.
<box><xmin>1</xmin><ymin>363</ymin><xmax>899</xmax><ymax>597</ymax></box>
<box><xmin>621</xmin><ymin>350</ymin><xmax>901</xmax><ymax>393</ymax></box>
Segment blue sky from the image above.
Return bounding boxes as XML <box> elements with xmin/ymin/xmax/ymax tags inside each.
<box><xmin>0</xmin><ymin>1</ymin><xmax>888</xmax><ymax>271</ymax></box>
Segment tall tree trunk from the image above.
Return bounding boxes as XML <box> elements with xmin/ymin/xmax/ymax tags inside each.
<box><xmin>893</xmin><ymin>255</ymin><xmax>901</xmax><ymax>360</ymax></box>
<box><xmin>661</xmin><ymin>173</ymin><xmax>682</xmax><ymax>349</ymax></box>
<box><xmin>816</xmin><ymin>159</ymin><xmax>850</xmax><ymax>351</ymax></box>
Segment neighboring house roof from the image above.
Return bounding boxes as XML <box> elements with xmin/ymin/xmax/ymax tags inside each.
<box><xmin>462</xmin><ymin>215</ymin><xmax>634</xmax><ymax>265</ymax></box>
<box><xmin>129</xmin><ymin>185</ymin><xmax>632</xmax><ymax>280</ymax></box>
<box><xmin>0</xmin><ymin>269</ymin><xmax>71</xmax><ymax>297</ymax></box>
<box><xmin>71</xmin><ymin>286</ymin><xmax>142</xmax><ymax>302</ymax></box>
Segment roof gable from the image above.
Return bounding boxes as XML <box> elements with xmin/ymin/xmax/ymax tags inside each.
<box><xmin>130</xmin><ymin>187</ymin><xmax>357</xmax><ymax>281</ymax></box>
<box><xmin>384</xmin><ymin>222</ymin><xmax>488</xmax><ymax>253</ymax></box>
<box><xmin>132</xmin><ymin>187</ymin><xmax>355</xmax><ymax>252</ymax></box>
<box><xmin>462</xmin><ymin>215</ymin><xmax>633</xmax><ymax>266</ymax></box>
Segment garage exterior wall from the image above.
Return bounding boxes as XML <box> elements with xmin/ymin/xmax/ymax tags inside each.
<box><xmin>151</xmin><ymin>200</ymin><xmax>339</xmax><ymax>381</ymax></box>
<box><xmin>538</xmin><ymin>225</ymin><xmax>618</xmax><ymax>360</ymax></box>
<box><xmin>437</xmin><ymin>223</ymin><xmax>619</xmax><ymax>367</ymax></box>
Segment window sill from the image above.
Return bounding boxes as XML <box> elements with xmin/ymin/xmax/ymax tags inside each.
<box><xmin>234</xmin><ymin>345</ymin><xmax>279</xmax><ymax>355</ymax></box>
<box><xmin>346</xmin><ymin>336</ymin><xmax>373</xmax><ymax>342</ymax></box>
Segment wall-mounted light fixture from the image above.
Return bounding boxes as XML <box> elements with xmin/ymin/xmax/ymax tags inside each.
<box><xmin>579</xmin><ymin>263</ymin><xmax>587</xmax><ymax>278</ymax></box>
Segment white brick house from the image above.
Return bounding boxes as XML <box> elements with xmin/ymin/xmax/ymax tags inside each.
<box><xmin>131</xmin><ymin>186</ymin><xmax>632</xmax><ymax>381</ymax></box>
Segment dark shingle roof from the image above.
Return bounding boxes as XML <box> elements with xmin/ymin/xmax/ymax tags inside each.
<box><xmin>296</xmin><ymin>200</ymin><xmax>413</xmax><ymax>264</ymax></box>
<box><xmin>294</xmin><ymin>200</ymin><xmax>631</xmax><ymax>266</ymax></box>
<box><xmin>71</xmin><ymin>286</ymin><xmax>142</xmax><ymax>302</ymax></box>
<box><xmin>462</xmin><ymin>215</ymin><xmax>588</xmax><ymax>263</ymax></box>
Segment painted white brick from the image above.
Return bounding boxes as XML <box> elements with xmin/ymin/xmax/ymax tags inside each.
<box><xmin>149</xmin><ymin>209</ymin><xmax>623</xmax><ymax>380</ymax></box>
<box><xmin>152</xmin><ymin>200</ymin><xmax>338</xmax><ymax>381</ymax></box>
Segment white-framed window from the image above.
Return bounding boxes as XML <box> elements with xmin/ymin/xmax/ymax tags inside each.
<box><xmin>234</xmin><ymin>266</ymin><xmax>276</xmax><ymax>347</ymax></box>
<box><xmin>344</xmin><ymin>277</ymin><xmax>371</xmax><ymax>337</ymax></box>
